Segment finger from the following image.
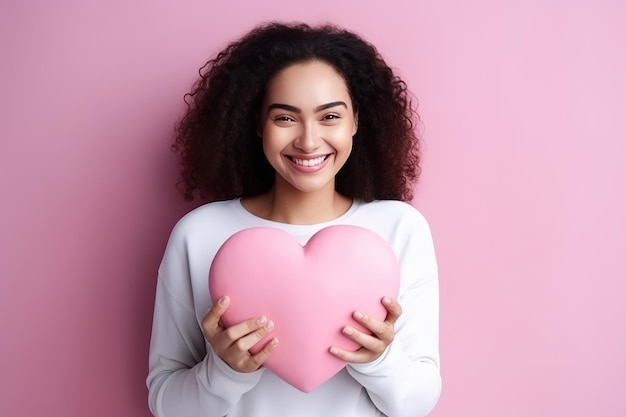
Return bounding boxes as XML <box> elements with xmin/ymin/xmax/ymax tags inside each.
<box><xmin>223</xmin><ymin>316</ymin><xmax>271</xmax><ymax>345</ymax></box>
<box><xmin>248</xmin><ymin>337</ymin><xmax>279</xmax><ymax>370</ymax></box>
<box><xmin>329</xmin><ymin>345</ymin><xmax>376</xmax><ymax>364</ymax></box>
<box><xmin>352</xmin><ymin>310</ymin><xmax>388</xmax><ymax>337</ymax></box>
<box><xmin>232</xmin><ymin>319</ymin><xmax>275</xmax><ymax>352</ymax></box>
<box><xmin>382</xmin><ymin>296</ymin><xmax>402</xmax><ymax>325</ymax></box>
<box><xmin>341</xmin><ymin>324</ymin><xmax>386</xmax><ymax>353</ymax></box>
<box><xmin>202</xmin><ymin>296</ymin><xmax>230</xmax><ymax>337</ymax></box>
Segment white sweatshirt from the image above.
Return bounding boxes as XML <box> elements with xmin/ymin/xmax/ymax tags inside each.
<box><xmin>147</xmin><ymin>199</ymin><xmax>441</xmax><ymax>417</ymax></box>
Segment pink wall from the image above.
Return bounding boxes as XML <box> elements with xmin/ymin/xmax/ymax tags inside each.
<box><xmin>1</xmin><ymin>1</ymin><xmax>625</xmax><ymax>416</ymax></box>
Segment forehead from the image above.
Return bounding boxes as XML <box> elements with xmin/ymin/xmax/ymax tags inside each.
<box><xmin>263</xmin><ymin>60</ymin><xmax>352</xmax><ymax>110</ymax></box>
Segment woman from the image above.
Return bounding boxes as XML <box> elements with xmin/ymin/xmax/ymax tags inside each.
<box><xmin>147</xmin><ymin>22</ymin><xmax>440</xmax><ymax>417</ymax></box>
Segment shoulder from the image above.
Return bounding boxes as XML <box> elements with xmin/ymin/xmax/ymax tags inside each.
<box><xmin>349</xmin><ymin>200</ymin><xmax>435</xmax><ymax>252</ymax></box>
<box><xmin>354</xmin><ymin>200</ymin><xmax>438</xmax><ymax>280</ymax></box>
<box><xmin>356</xmin><ymin>200</ymin><xmax>430</xmax><ymax>229</ymax></box>
<box><xmin>174</xmin><ymin>200</ymin><xmax>239</xmax><ymax>229</ymax></box>
<box><xmin>160</xmin><ymin>199</ymin><xmax>251</xmax><ymax>276</ymax></box>
<box><xmin>167</xmin><ymin>199</ymin><xmax>243</xmax><ymax>243</ymax></box>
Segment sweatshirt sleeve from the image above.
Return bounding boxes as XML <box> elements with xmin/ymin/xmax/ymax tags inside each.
<box><xmin>146</xmin><ymin>221</ymin><xmax>263</xmax><ymax>417</ymax></box>
<box><xmin>346</xmin><ymin>209</ymin><xmax>441</xmax><ymax>417</ymax></box>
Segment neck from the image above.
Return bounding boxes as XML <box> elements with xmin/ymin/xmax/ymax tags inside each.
<box><xmin>243</xmin><ymin>177</ymin><xmax>352</xmax><ymax>225</ymax></box>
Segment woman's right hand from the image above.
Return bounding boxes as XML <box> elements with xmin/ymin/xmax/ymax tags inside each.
<box><xmin>201</xmin><ymin>296</ymin><xmax>278</xmax><ymax>372</ymax></box>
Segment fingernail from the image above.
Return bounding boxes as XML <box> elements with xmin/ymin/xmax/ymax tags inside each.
<box><xmin>257</xmin><ymin>316</ymin><xmax>267</xmax><ymax>325</ymax></box>
<box><xmin>265</xmin><ymin>320</ymin><xmax>274</xmax><ymax>331</ymax></box>
<box><xmin>329</xmin><ymin>347</ymin><xmax>338</xmax><ymax>355</ymax></box>
<box><xmin>343</xmin><ymin>326</ymin><xmax>354</xmax><ymax>336</ymax></box>
<box><xmin>354</xmin><ymin>311</ymin><xmax>364</xmax><ymax>320</ymax></box>
<box><xmin>382</xmin><ymin>296</ymin><xmax>391</xmax><ymax>304</ymax></box>
<box><xmin>219</xmin><ymin>296</ymin><xmax>229</xmax><ymax>307</ymax></box>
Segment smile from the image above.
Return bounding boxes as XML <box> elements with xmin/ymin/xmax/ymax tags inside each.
<box><xmin>289</xmin><ymin>155</ymin><xmax>329</xmax><ymax>167</ymax></box>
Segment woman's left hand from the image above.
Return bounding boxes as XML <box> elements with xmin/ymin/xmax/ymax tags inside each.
<box><xmin>329</xmin><ymin>296</ymin><xmax>402</xmax><ymax>363</ymax></box>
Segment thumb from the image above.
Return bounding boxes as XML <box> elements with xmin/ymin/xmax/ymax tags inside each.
<box><xmin>202</xmin><ymin>296</ymin><xmax>230</xmax><ymax>336</ymax></box>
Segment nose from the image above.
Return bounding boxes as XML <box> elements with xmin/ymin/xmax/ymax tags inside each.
<box><xmin>293</xmin><ymin>121</ymin><xmax>320</xmax><ymax>153</ymax></box>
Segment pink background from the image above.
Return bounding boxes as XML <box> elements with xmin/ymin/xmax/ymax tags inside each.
<box><xmin>1</xmin><ymin>1</ymin><xmax>625</xmax><ymax>416</ymax></box>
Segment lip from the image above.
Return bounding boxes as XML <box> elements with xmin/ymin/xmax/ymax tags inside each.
<box><xmin>286</xmin><ymin>154</ymin><xmax>332</xmax><ymax>173</ymax></box>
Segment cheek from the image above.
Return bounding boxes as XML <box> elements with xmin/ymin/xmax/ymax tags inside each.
<box><xmin>340</xmin><ymin>130</ymin><xmax>354</xmax><ymax>160</ymax></box>
<box><xmin>329</xmin><ymin>126</ymin><xmax>354</xmax><ymax>148</ymax></box>
<box><xmin>261</xmin><ymin>128</ymin><xmax>287</xmax><ymax>163</ymax></box>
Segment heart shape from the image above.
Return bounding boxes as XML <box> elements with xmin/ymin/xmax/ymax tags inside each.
<box><xmin>208</xmin><ymin>225</ymin><xmax>400</xmax><ymax>392</ymax></box>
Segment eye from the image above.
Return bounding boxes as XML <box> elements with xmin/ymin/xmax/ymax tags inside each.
<box><xmin>323</xmin><ymin>114</ymin><xmax>341</xmax><ymax>121</ymax></box>
<box><xmin>273</xmin><ymin>115</ymin><xmax>296</xmax><ymax>123</ymax></box>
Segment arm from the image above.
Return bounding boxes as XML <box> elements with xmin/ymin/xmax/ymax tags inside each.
<box><xmin>347</xmin><ymin>277</ymin><xmax>441</xmax><ymax>417</ymax></box>
<box><xmin>146</xmin><ymin>223</ymin><xmax>274</xmax><ymax>417</ymax></box>
<box><xmin>146</xmin><ymin>278</ymin><xmax>264</xmax><ymax>417</ymax></box>
<box><xmin>333</xmin><ymin>211</ymin><xmax>441</xmax><ymax>417</ymax></box>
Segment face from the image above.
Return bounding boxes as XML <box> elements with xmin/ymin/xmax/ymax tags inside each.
<box><xmin>258</xmin><ymin>60</ymin><xmax>358</xmax><ymax>196</ymax></box>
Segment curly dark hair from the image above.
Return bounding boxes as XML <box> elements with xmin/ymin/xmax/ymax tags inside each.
<box><xmin>173</xmin><ymin>22</ymin><xmax>421</xmax><ymax>202</ymax></box>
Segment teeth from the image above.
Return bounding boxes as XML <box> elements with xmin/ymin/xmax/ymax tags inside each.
<box><xmin>292</xmin><ymin>156</ymin><xmax>326</xmax><ymax>167</ymax></box>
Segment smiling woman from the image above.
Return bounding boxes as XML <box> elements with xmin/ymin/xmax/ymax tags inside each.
<box><xmin>147</xmin><ymin>22</ymin><xmax>440</xmax><ymax>417</ymax></box>
<box><xmin>254</xmin><ymin>61</ymin><xmax>357</xmax><ymax>216</ymax></box>
<box><xmin>172</xmin><ymin>23</ymin><xmax>419</xmax><ymax>204</ymax></box>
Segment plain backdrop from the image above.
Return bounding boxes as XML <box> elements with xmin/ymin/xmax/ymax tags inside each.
<box><xmin>1</xmin><ymin>1</ymin><xmax>625</xmax><ymax>416</ymax></box>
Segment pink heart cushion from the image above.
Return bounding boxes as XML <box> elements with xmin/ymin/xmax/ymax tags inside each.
<box><xmin>208</xmin><ymin>225</ymin><xmax>400</xmax><ymax>392</ymax></box>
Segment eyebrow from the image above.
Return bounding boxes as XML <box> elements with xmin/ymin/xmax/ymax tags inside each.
<box><xmin>267</xmin><ymin>101</ymin><xmax>348</xmax><ymax>113</ymax></box>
